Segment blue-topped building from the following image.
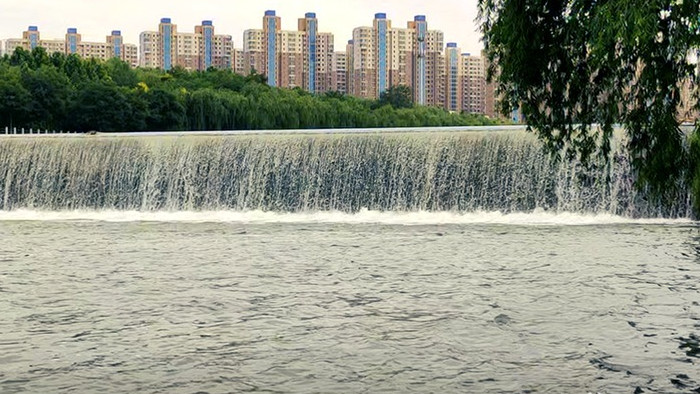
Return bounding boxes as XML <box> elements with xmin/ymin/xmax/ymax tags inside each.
<box><xmin>158</xmin><ymin>17</ymin><xmax>174</xmax><ymax>70</ymax></box>
<box><xmin>26</xmin><ymin>26</ymin><xmax>40</xmax><ymax>49</ymax></box>
<box><xmin>109</xmin><ymin>30</ymin><xmax>123</xmax><ymax>58</ymax></box>
<box><xmin>300</xmin><ymin>12</ymin><xmax>319</xmax><ymax>92</ymax></box>
<box><xmin>412</xmin><ymin>15</ymin><xmax>428</xmax><ymax>105</ymax></box>
<box><xmin>374</xmin><ymin>12</ymin><xmax>389</xmax><ymax>95</ymax></box>
<box><xmin>138</xmin><ymin>17</ymin><xmax>231</xmax><ymax>71</ymax></box>
<box><xmin>445</xmin><ymin>42</ymin><xmax>460</xmax><ymax>112</ymax></box>
<box><xmin>2</xmin><ymin>25</ymin><xmax>137</xmax><ymax>66</ymax></box>
<box><xmin>66</xmin><ymin>28</ymin><xmax>79</xmax><ymax>54</ymax></box>
<box><xmin>199</xmin><ymin>20</ymin><xmax>214</xmax><ymax>69</ymax></box>
<box><xmin>263</xmin><ymin>10</ymin><xmax>281</xmax><ymax>86</ymax></box>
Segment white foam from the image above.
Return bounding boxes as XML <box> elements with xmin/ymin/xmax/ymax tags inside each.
<box><xmin>0</xmin><ymin>209</ymin><xmax>693</xmax><ymax>226</ymax></box>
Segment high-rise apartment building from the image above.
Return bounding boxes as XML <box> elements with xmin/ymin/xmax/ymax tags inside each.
<box><xmin>139</xmin><ymin>18</ymin><xmax>233</xmax><ymax>71</ymax></box>
<box><xmin>460</xmin><ymin>53</ymin><xmax>485</xmax><ymax>114</ymax></box>
<box><xmin>407</xmin><ymin>16</ymin><xmax>445</xmax><ymax>107</ymax></box>
<box><xmin>444</xmin><ymin>44</ymin><xmax>486</xmax><ymax>114</ymax></box>
<box><xmin>347</xmin><ymin>14</ymin><xmax>444</xmax><ymax>103</ymax></box>
<box><xmin>299</xmin><ymin>13</ymin><xmax>318</xmax><ymax>92</ymax></box>
<box><xmin>410</xmin><ymin>16</ymin><xmax>428</xmax><ymax>104</ymax></box>
<box><xmin>387</xmin><ymin>24</ymin><xmax>414</xmax><ymax>91</ymax></box>
<box><xmin>277</xmin><ymin>29</ymin><xmax>305</xmax><ymax>88</ymax></box>
<box><xmin>348</xmin><ymin>27</ymin><xmax>376</xmax><ymax>98</ymax></box>
<box><xmin>241</xmin><ymin>11</ymin><xmax>334</xmax><ymax>92</ymax></box>
<box><xmin>4</xmin><ymin>26</ymin><xmax>137</xmax><ymax>66</ymax></box>
<box><xmin>314</xmin><ymin>32</ymin><xmax>334</xmax><ymax>93</ymax></box>
<box><xmin>425</xmin><ymin>33</ymin><xmax>446</xmax><ymax>107</ymax></box>
<box><xmin>331</xmin><ymin>51</ymin><xmax>348</xmax><ymax>94</ymax></box>
<box><xmin>262</xmin><ymin>11</ymin><xmax>281</xmax><ymax>86</ymax></box>
<box><xmin>233</xmin><ymin>48</ymin><xmax>246</xmax><ymax>75</ymax></box>
<box><xmin>241</xmin><ymin>29</ymin><xmax>266</xmax><ymax>76</ymax></box>
<box><xmin>374</xmin><ymin>13</ymin><xmax>390</xmax><ymax>96</ymax></box>
<box><xmin>445</xmin><ymin>43</ymin><xmax>461</xmax><ymax>112</ymax></box>
<box><xmin>298</xmin><ymin>13</ymin><xmax>334</xmax><ymax>93</ymax></box>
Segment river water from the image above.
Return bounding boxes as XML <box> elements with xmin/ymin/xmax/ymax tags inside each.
<box><xmin>1</xmin><ymin>212</ymin><xmax>699</xmax><ymax>393</ymax></box>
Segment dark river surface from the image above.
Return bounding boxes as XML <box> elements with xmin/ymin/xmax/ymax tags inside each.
<box><xmin>1</xmin><ymin>213</ymin><xmax>699</xmax><ymax>393</ymax></box>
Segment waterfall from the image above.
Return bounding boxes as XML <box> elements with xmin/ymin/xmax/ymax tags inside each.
<box><xmin>0</xmin><ymin>131</ymin><xmax>691</xmax><ymax>218</ymax></box>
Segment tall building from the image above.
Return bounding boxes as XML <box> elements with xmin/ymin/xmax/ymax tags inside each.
<box><xmin>4</xmin><ymin>26</ymin><xmax>137</xmax><ymax>66</ymax></box>
<box><xmin>410</xmin><ymin>16</ymin><xmax>428</xmax><ymax>105</ymax></box>
<box><xmin>139</xmin><ymin>18</ymin><xmax>232</xmax><ymax>71</ymax></box>
<box><xmin>387</xmin><ymin>24</ymin><xmax>414</xmax><ymax>90</ymax></box>
<box><xmin>241</xmin><ymin>11</ymin><xmax>334</xmax><ymax>92</ymax></box>
<box><xmin>422</xmin><ymin>30</ymin><xmax>445</xmax><ymax>107</ymax></box>
<box><xmin>297</xmin><ymin>13</ymin><xmax>334</xmax><ymax>93</ymax></box>
<box><xmin>26</xmin><ymin>26</ymin><xmax>40</xmax><ymax>50</ymax></box>
<box><xmin>299</xmin><ymin>13</ymin><xmax>319</xmax><ymax>92</ymax></box>
<box><xmin>65</xmin><ymin>28</ymin><xmax>79</xmax><ymax>54</ymax></box>
<box><xmin>277</xmin><ymin>29</ymin><xmax>305</xmax><ymax>88</ymax></box>
<box><xmin>314</xmin><ymin>32</ymin><xmax>334</xmax><ymax>93</ymax></box>
<box><xmin>241</xmin><ymin>29</ymin><xmax>266</xmax><ymax>75</ymax></box>
<box><xmin>445</xmin><ymin>43</ymin><xmax>461</xmax><ymax>112</ymax></box>
<box><xmin>5</xmin><ymin>26</ymin><xmax>43</xmax><ymax>52</ymax></box>
<box><xmin>347</xmin><ymin>14</ymin><xmax>444</xmax><ymax>103</ymax></box>
<box><xmin>263</xmin><ymin>10</ymin><xmax>281</xmax><ymax>86</ymax></box>
<box><xmin>443</xmin><ymin>45</ymin><xmax>486</xmax><ymax>114</ymax></box>
<box><xmin>345</xmin><ymin>40</ymin><xmax>356</xmax><ymax>94</ymax></box>
<box><xmin>349</xmin><ymin>27</ymin><xmax>376</xmax><ymax>98</ymax></box>
<box><xmin>331</xmin><ymin>51</ymin><xmax>348</xmax><ymax>94</ymax></box>
<box><xmin>374</xmin><ymin>13</ymin><xmax>390</xmax><ymax>95</ymax></box>
<box><xmin>233</xmin><ymin>48</ymin><xmax>246</xmax><ymax>75</ymax></box>
<box><xmin>460</xmin><ymin>53</ymin><xmax>485</xmax><ymax>114</ymax></box>
<box><xmin>406</xmin><ymin>16</ymin><xmax>445</xmax><ymax>107</ymax></box>
<box><xmin>348</xmin><ymin>14</ymin><xmax>391</xmax><ymax>99</ymax></box>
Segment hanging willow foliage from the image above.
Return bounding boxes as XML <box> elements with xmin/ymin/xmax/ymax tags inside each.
<box><xmin>479</xmin><ymin>0</ymin><xmax>700</xmax><ymax>206</ymax></box>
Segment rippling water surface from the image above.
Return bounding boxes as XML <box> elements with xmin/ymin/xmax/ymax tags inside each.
<box><xmin>1</xmin><ymin>215</ymin><xmax>699</xmax><ymax>393</ymax></box>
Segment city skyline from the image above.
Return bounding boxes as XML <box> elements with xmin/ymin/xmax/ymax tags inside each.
<box><xmin>2</xmin><ymin>11</ymin><xmax>495</xmax><ymax>117</ymax></box>
<box><xmin>0</xmin><ymin>0</ymin><xmax>484</xmax><ymax>55</ymax></box>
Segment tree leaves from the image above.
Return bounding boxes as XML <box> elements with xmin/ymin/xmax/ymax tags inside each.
<box><xmin>0</xmin><ymin>47</ymin><xmax>504</xmax><ymax>133</ymax></box>
<box><xmin>479</xmin><ymin>0</ymin><xmax>700</xmax><ymax>206</ymax></box>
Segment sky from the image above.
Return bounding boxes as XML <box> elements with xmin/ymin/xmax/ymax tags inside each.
<box><xmin>0</xmin><ymin>0</ymin><xmax>483</xmax><ymax>54</ymax></box>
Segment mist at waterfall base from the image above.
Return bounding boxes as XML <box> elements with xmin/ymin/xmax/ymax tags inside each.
<box><xmin>1</xmin><ymin>129</ymin><xmax>699</xmax><ymax>393</ymax></box>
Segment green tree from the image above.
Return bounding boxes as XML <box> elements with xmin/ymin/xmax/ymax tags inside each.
<box><xmin>67</xmin><ymin>81</ymin><xmax>133</xmax><ymax>132</ymax></box>
<box><xmin>21</xmin><ymin>65</ymin><xmax>72</xmax><ymax>129</ymax></box>
<box><xmin>9</xmin><ymin>47</ymin><xmax>32</xmax><ymax>67</ymax></box>
<box><xmin>479</xmin><ymin>0</ymin><xmax>700</xmax><ymax>207</ymax></box>
<box><xmin>146</xmin><ymin>88</ymin><xmax>186</xmax><ymax>131</ymax></box>
<box><xmin>105</xmin><ymin>58</ymin><xmax>138</xmax><ymax>87</ymax></box>
<box><xmin>0</xmin><ymin>69</ymin><xmax>31</xmax><ymax>128</ymax></box>
<box><xmin>378</xmin><ymin>85</ymin><xmax>414</xmax><ymax>109</ymax></box>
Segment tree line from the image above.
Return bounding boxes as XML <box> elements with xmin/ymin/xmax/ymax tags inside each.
<box><xmin>0</xmin><ymin>47</ymin><xmax>503</xmax><ymax>133</ymax></box>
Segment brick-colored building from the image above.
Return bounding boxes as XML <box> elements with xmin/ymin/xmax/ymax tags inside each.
<box><xmin>240</xmin><ymin>11</ymin><xmax>335</xmax><ymax>93</ymax></box>
<box><xmin>139</xmin><ymin>18</ymin><xmax>233</xmax><ymax>71</ymax></box>
<box><xmin>346</xmin><ymin>13</ymin><xmax>444</xmax><ymax>103</ymax></box>
<box><xmin>4</xmin><ymin>26</ymin><xmax>137</xmax><ymax>66</ymax></box>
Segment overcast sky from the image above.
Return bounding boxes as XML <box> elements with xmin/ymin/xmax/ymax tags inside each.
<box><xmin>1</xmin><ymin>0</ymin><xmax>483</xmax><ymax>54</ymax></box>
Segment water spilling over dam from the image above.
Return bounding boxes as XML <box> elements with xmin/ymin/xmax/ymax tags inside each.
<box><xmin>0</xmin><ymin>129</ymin><xmax>691</xmax><ymax>218</ymax></box>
